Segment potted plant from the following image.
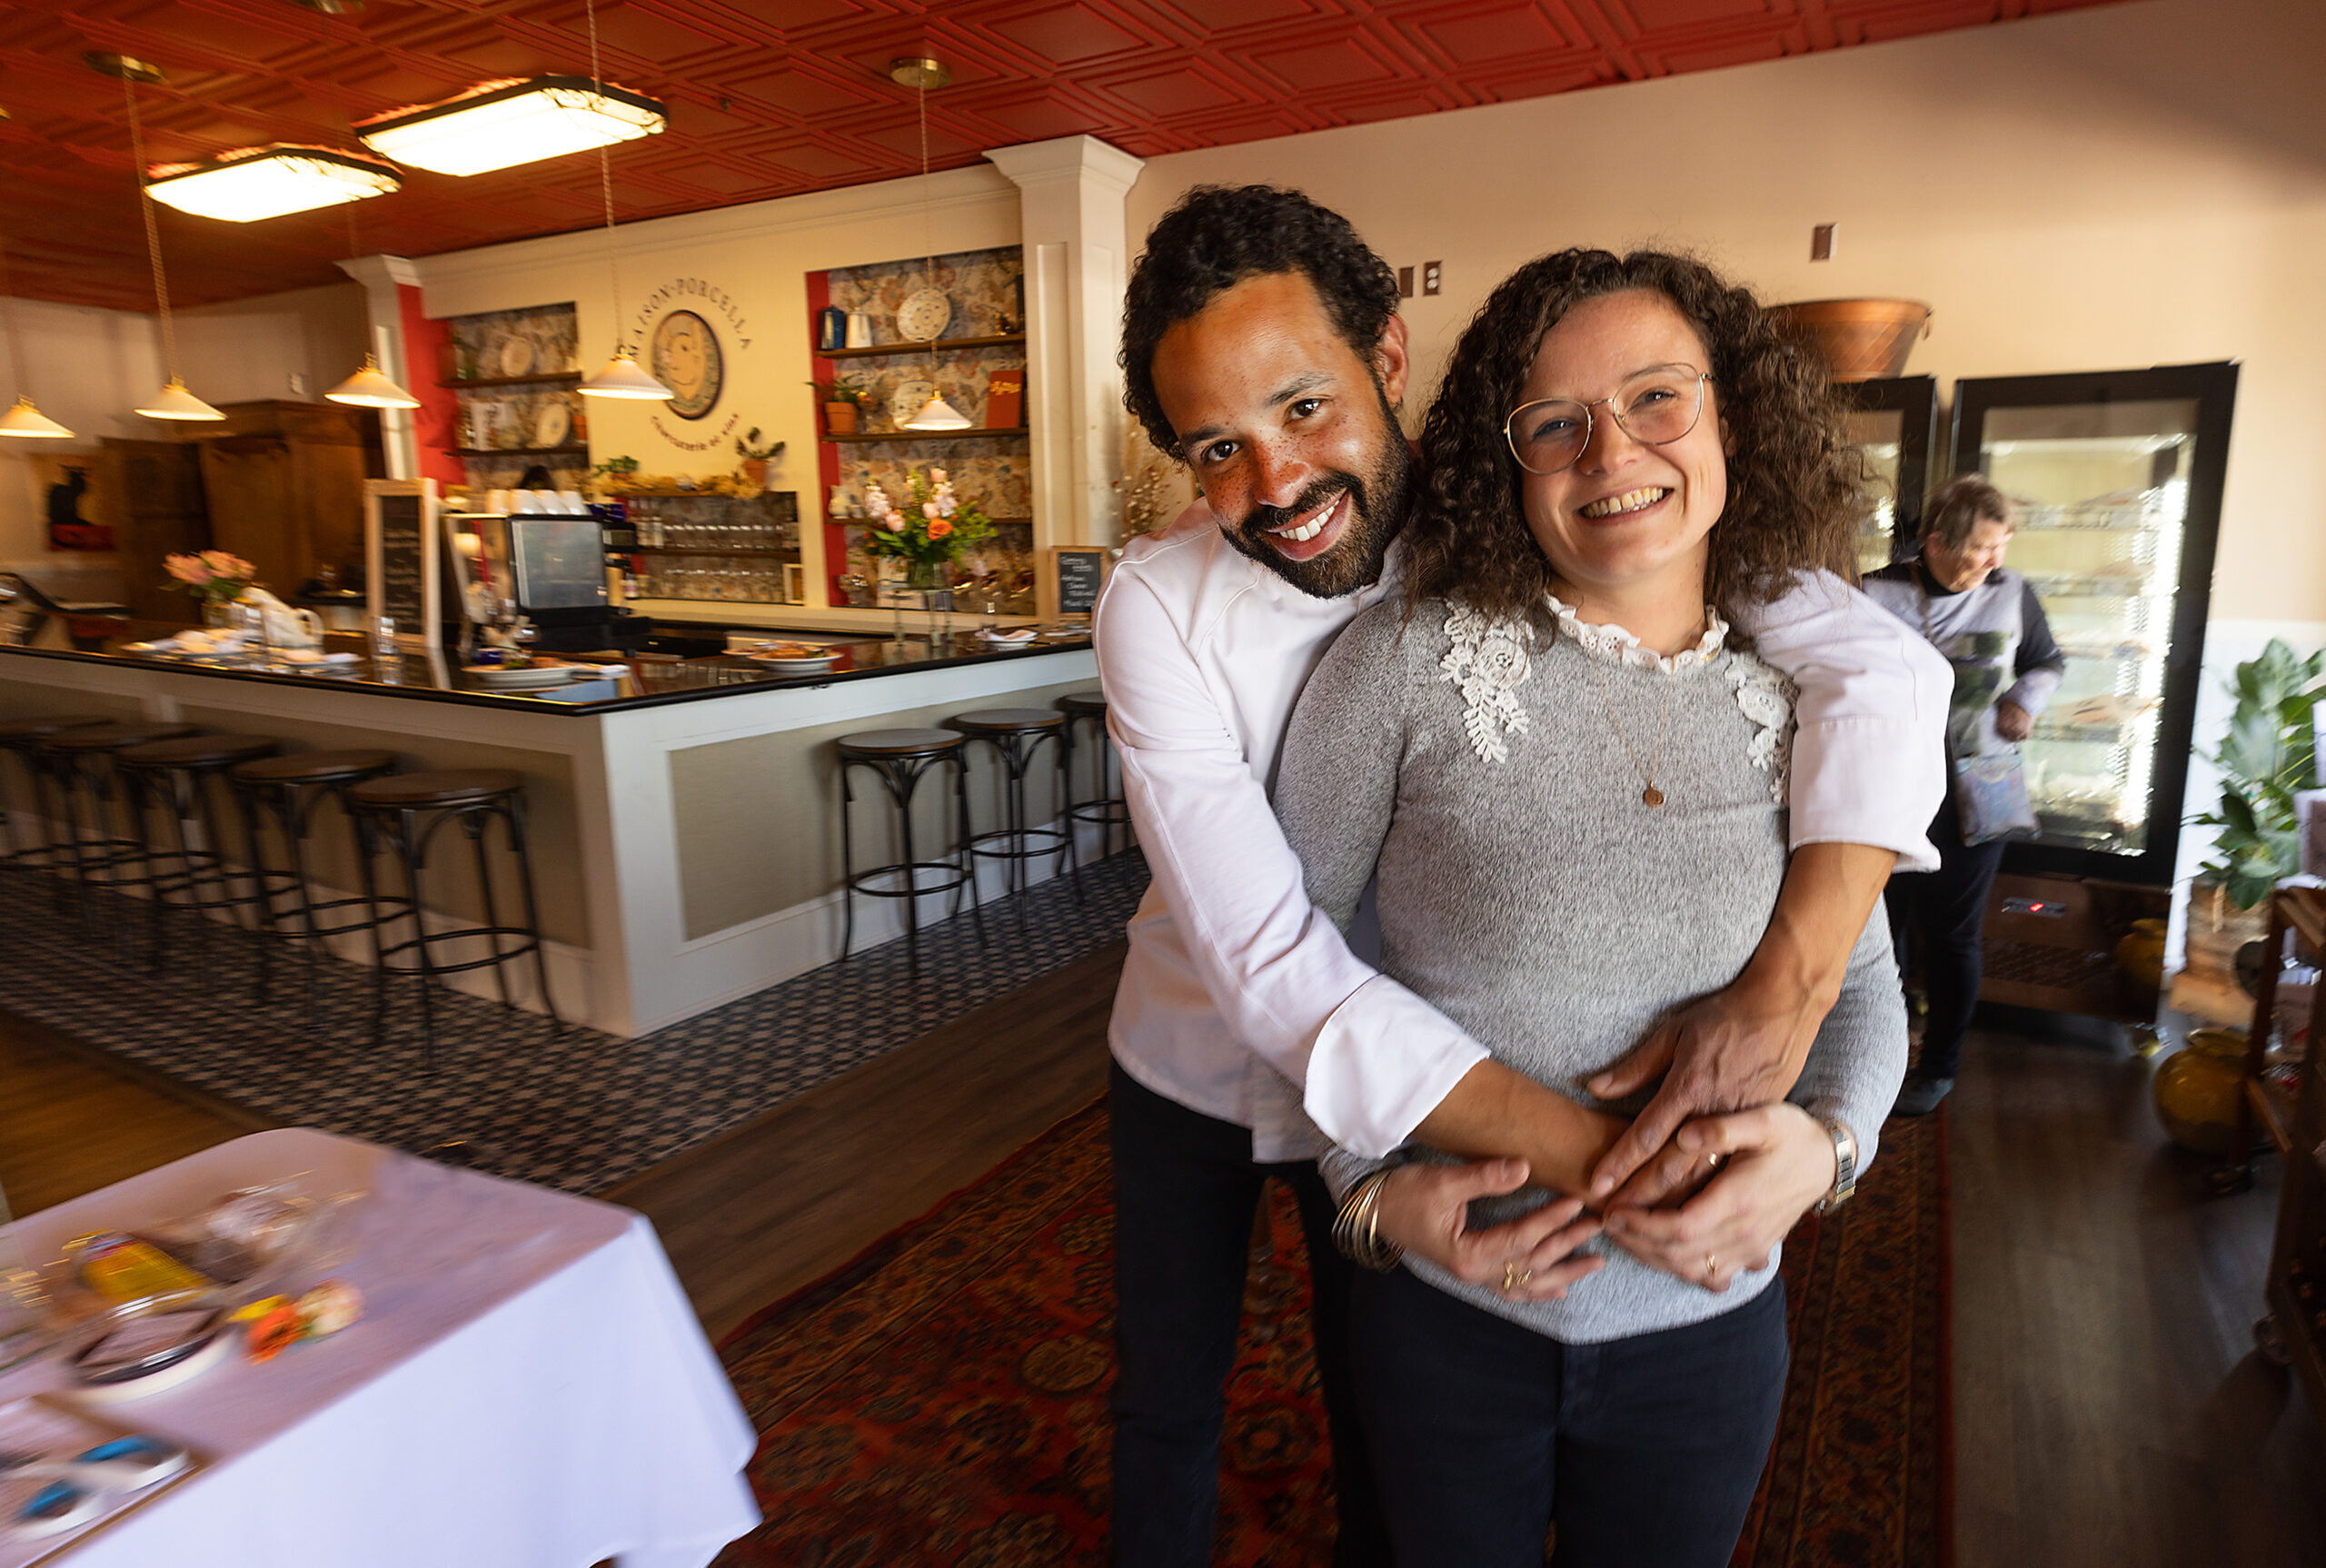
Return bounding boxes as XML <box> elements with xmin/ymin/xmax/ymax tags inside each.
<box><xmin>808</xmin><ymin>378</ymin><xmax>868</xmax><ymax>436</ymax></box>
<box><xmin>734</xmin><ymin>429</ymin><xmax>785</xmax><ymax>489</ymax></box>
<box><xmin>860</xmin><ymin>468</ymin><xmax>995</xmax><ymax>636</ymax></box>
<box><xmin>2192</xmin><ymin>639</ymin><xmax>2323</xmax><ymax>910</ymax></box>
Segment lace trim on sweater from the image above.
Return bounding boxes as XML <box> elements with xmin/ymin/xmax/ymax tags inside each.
<box><xmin>1543</xmin><ymin>592</ymin><xmax>1725</xmax><ymax>672</ymax></box>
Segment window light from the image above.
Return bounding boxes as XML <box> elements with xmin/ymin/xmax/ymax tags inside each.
<box><xmin>357</xmin><ymin>77</ymin><xmax>666</xmax><ymax>177</ymax></box>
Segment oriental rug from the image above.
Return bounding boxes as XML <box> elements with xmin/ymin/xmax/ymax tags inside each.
<box><xmin>713</xmin><ymin>1102</ymin><xmax>1953</xmax><ymax>1567</ymax></box>
<box><xmin>0</xmin><ymin>849</ymin><xmax>1148</xmax><ymax>1194</ymax></box>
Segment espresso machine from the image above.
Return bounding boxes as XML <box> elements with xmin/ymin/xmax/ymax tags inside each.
<box><xmin>445</xmin><ymin>508</ymin><xmax>650</xmax><ymax>654</ymax></box>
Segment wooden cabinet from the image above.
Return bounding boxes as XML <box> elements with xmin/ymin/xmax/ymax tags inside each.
<box><xmin>2232</xmin><ymin>885</ymin><xmax>2326</xmax><ymax>1414</ymax></box>
<box><xmin>194</xmin><ymin>402</ymin><xmax>370</xmax><ymax>595</ymax></box>
<box><xmin>95</xmin><ymin>438</ymin><xmax>207</xmax><ymax>620</ymax></box>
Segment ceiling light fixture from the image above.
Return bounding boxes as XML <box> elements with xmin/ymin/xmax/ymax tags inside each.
<box><xmin>145</xmin><ymin>144</ymin><xmax>399</xmax><ymax>223</ymax></box>
<box><xmin>357</xmin><ymin>75</ymin><xmax>665</xmax><ymax>178</ymax></box>
<box><xmin>94</xmin><ymin>55</ymin><xmax>224</xmax><ymax>422</ymax></box>
<box><xmin>309</xmin><ymin>43</ymin><xmax>422</xmax><ymax>412</ymax></box>
<box><xmin>892</xmin><ymin>58</ymin><xmax>970</xmax><ymax>434</ymax></box>
<box><xmin>0</xmin><ymin>234</ymin><xmax>74</xmax><ymax>439</ymax></box>
<box><xmin>573</xmin><ymin>0</ymin><xmax>671</xmax><ymax>402</ymax></box>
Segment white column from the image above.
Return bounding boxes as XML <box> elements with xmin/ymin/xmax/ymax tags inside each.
<box><xmin>334</xmin><ymin>253</ymin><xmax>422</xmax><ymax>480</ymax></box>
<box><xmin>983</xmin><ymin>137</ymin><xmax>1144</xmax><ymax>613</ymax></box>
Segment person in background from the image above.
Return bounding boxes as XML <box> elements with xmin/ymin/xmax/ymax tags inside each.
<box><xmin>1864</xmin><ymin>474</ymin><xmax>2065</xmax><ymax>1116</ymax></box>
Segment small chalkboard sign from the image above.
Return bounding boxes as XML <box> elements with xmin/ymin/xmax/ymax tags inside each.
<box><xmin>1051</xmin><ymin>547</ymin><xmax>1108</xmax><ymax>619</ymax></box>
<box><xmin>364</xmin><ymin>480</ymin><xmax>440</xmax><ymax>649</ymax></box>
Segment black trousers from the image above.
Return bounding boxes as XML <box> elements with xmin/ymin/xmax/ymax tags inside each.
<box><xmin>1885</xmin><ymin>792</ymin><xmax>2006</xmax><ymax>1079</ymax></box>
<box><xmin>1108</xmin><ymin>1063</ymin><xmax>1389</xmax><ymax>1568</ymax></box>
<box><xmin>1351</xmin><ymin>1263</ymin><xmax>1791</xmax><ymax>1568</ymax></box>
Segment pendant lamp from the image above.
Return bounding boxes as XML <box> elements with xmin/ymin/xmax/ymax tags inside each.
<box><xmin>326</xmin><ymin>353</ymin><xmax>422</xmax><ymax>409</ymax></box>
<box><xmin>0</xmin><ymin>235</ymin><xmax>74</xmax><ymax>440</ymax></box>
<box><xmin>893</xmin><ymin>59</ymin><xmax>972</xmax><ymax>434</ymax></box>
<box><xmin>96</xmin><ymin>55</ymin><xmax>225</xmax><ymax>422</ymax></box>
<box><xmin>573</xmin><ymin>0</ymin><xmax>671</xmax><ymax>402</ymax></box>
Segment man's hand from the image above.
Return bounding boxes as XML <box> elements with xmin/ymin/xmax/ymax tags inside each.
<box><xmin>1583</xmin><ymin>842</ymin><xmax>1894</xmax><ymax>1200</ymax></box>
<box><xmin>1994</xmin><ymin>700</ymin><xmax>2033</xmax><ymax>742</ymax></box>
<box><xmin>1598</xmin><ymin>1105</ymin><xmax>1835</xmax><ymax>1292</ymax></box>
<box><xmin>1374</xmin><ymin>1160</ymin><xmax>1605</xmax><ymax>1305</ymax></box>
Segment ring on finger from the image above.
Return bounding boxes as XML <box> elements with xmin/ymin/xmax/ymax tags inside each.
<box><xmin>1705</xmin><ymin>1150</ymin><xmax>1725</xmax><ymax>1171</ymax></box>
<box><xmin>1503</xmin><ymin>1260</ymin><xmax>1531</xmax><ymax>1292</ymax></box>
<box><xmin>1703</xmin><ymin>1251</ymin><xmax>1718</xmax><ymax>1280</ymax></box>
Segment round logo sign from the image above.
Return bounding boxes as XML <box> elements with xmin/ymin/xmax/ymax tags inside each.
<box><xmin>650</xmin><ymin>310</ymin><xmax>722</xmax><ymax>421</ymax></box>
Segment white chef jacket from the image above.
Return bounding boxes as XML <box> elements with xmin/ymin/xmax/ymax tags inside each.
<box><xmin>1095</xmin><ymin>503</ymin><xmax>1950</xmax><ymax>1162</ymax></box>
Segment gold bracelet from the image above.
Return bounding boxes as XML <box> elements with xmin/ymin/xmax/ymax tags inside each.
<box><xmin>1331</xmin><ymin>1167</ymin><xmax>1406</xmax><ymax>1272</ymax></box>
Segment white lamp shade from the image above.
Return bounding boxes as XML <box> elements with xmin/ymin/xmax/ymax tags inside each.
<box><xmin>325</xmin><ymin>356</ymin><xmax>421</xmax><ymax>409</ymax></box>
<box><xmin>0</xmin><ymin>396</ymin><xmax>74</xmax><ymax>439</ymax></box>
<box><xmin>901</xmin><ymin>392</ymin><xmax>972</xmax><ymax>432</ymax></box>
<box><xmin>146</xmin><ymin>146</ymin><xmax>400</xmax><ymax>223</ymax></box>
<box><xmin>578</xmin><ymin>353</ymin><xmax>673</xmax><ymax>401</ymax></box>
<box><xmin>358</xmin><ymin>77</ymin><xmax>666</xmax><ymax>177</ymax></box>
<box><xmin>135</xmin><ymin>379</ymin><xmax>227</xmax><ymax>421</ymax></box>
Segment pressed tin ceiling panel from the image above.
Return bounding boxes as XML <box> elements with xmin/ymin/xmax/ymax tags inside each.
<box><xmin>0</xmin><ymin>0</ymin><xmax>2134</xmax><ymax>312</ymax></box>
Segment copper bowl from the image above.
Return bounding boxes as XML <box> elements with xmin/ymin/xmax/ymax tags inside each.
<box><xmin>1767</xmin><ymin>298</ymin><xmax>1932</xmax><ymax>382</ymax></box>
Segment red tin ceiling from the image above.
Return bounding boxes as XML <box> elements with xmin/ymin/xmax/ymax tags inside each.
<box><xmin>0</xmin><ymin>0</ymin><xmax>2134</xmax><ymax>312</ymax></box>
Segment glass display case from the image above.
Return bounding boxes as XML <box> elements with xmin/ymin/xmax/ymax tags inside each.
<box><xmin>1950</xmin><ymin>362</ymin><xmax>2238</xmax><ymax>885</ymax></box>
<box><xmin>1835</xmin><ymin>375</ymin><xmax>1937</xmax><ymax>579</ymax></box>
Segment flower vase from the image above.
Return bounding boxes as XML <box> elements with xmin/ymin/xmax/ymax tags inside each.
<box><xmin>907</xmin><ymin>561</ymin><xmax>950</xmax><ymax>646</ymax></box>
<box><xmin>201</xmin><ymin>597</ymin><xmax>236</xmax><ymax>629</ymax></box>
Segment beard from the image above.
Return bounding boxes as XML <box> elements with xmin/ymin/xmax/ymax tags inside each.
<box><xmin>1216</xmin><ymin>391</ymin><xmax>1412</xmax><ymax>600</ymax></box>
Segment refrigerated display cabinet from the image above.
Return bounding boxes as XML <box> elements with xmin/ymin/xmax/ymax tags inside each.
<box><xmin>1835</xmin><ymin>375</ymin><xmax>1938</xmax><ymax>579</ymax></box>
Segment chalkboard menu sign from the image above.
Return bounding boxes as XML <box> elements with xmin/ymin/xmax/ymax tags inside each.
<box><xmin>364</xmin><ymin>480</ymin><xmax>440</xmax><ymax>649</ymax></box>
<box><xmin>1051</xmin><ymin>547</ymin><xmax>1108</xmax><ymax>618</ymax></box>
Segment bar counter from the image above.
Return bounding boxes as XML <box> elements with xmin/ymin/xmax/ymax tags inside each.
<box><xmin>0</xmin><ymin>619</ymin><xmax>1099</xmax><ymax>1037</ymax></box>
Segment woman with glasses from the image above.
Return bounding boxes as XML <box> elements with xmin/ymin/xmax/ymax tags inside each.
<box><xmin>1269</xmin><ymin>249</ymin><xmax>1910</xmax><ymax>1565</ymax></box>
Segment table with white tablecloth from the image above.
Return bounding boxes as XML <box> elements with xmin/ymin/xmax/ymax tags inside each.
<box><xmin>0</xmin><ymin>1128</ymin><xmax>760</xmax><ymax>1568</ymax></box>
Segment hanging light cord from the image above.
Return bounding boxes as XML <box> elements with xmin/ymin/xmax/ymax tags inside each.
<box><xmin>121</xmin><ymin>72</ymin><xmax>183</xmax><ymax>383</ymax></box>
<box><xmin>919</xmin><ymin>71</ymin><xmax>937</xmax><ymax>374</ymax></box>
<box><xmin>0</xmin><ymin>233</ymin><xmax>27</xmax><ymax>400</ymax></box>
<box><xmin>585</xmin><ymin>0</ymin><xmax>626</xmax><ymax>357</ymax></box>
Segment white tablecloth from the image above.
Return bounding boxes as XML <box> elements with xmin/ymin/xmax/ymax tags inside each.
<box><xmin>0</xmin><ymin>1129</ymin><xmax>760</xmax><ymax>1568</ymax></box>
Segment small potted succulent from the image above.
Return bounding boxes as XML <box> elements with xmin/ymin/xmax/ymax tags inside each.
<box><xmin>734</xmin><ymin>429</ymin><xmax>785</xmax><ymax>489</ymax></box>
<box><xmin>807</xmin><ymin>378</ymin><xmax>869</xmax><ymax>436</ymax></box>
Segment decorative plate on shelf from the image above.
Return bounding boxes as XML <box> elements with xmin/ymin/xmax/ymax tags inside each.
<box><xmin>499</xmin><ymin>335</ymin><xmax>536</xmax><ymax>377</ymax></box>
<box><xmin>533</xmin><ymin>401</ymin><xmax>572</xmax><ymax>449</ymax></box>
<box><xmin>889</xmin><ymin>378</ymin><xmax>936</xmax><ymax>431</ymax></box>
<box><xmin>897</xmin><ymin>288</ymin><xmax>951</xmax><ymax>343</ymax></box>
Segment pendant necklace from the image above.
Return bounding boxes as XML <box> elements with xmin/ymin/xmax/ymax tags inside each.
<box><xmin>1587</xmin><ymin>650</ymin><xmax>1675</xmax><ymax>808</ymax></box>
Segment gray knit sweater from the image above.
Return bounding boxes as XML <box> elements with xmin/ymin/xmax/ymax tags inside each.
<box><xmin>1274</xmin><ymin>596</ymin><xmax>1908</xmax><ymax>1345</ymax></box>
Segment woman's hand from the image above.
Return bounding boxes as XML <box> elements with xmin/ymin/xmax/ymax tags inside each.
<box><xmin>1597</xmin><ymin>1105</ymin><xmax>1834</xmax><ymax>1292</ymax></box>
<box><xmin>1373</xmin><ymin>1159</ymin><xmax>1605</xmax><ymax>1305</ymax></box>
<box><xmin>1994</xmin><ymin>700</ymin><xmax>2033</xmax><ymax>741</ymax></box>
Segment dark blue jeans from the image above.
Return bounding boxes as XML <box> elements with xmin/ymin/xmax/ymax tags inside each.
<box><xmin>1351</xmin><ymin>1262</ymin><xmax>1790</xmax><ymax>1568</ymax></box>
<box><xmin>1108</xmin><ymin>1064</ymin><xmax>1388</xmax><ymax>1568</ymax></box>
<box><xmin>1886</xmin><ymin>792</ymin><xmax>2007</xmax><ymax>1079</ymax></box>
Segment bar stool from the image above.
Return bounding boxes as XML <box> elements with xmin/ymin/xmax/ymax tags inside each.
<box><xmin>114</xmin><ymin>734</ymin><xmax>281</xmax><ymax>980</ymax></box>
<box><xmin>347</xmin><ymin>769</ymin><xmax>560</xmax><ymax>1068</ymax></box>
<box><xmin>0</xmin><ymin>715</ymin><xmax>108</xmax><ymax>890</ymax></box>
<box><xmin>40</xmin><ymin>720</ymin><xmax>201</xmax><ymax>925</ymax></box>
<box><xmin>835</xmin><ymin>729</ymin><xmax>982</xmax><ymax>966</ymax></box>
<box><xmin>1058</xmin><ymin>690</ymin><xmax>1133</xmax><ymax>895</ymax></box>
<box><xmin>952</xmin><ymin>708</ymin><xmax>1073</xmax><ymax>925</ymax></box>
<box><xmin>231</xmin><ymin>749</ymin><xmax>401</xmax><ymax>1021</ymax></box>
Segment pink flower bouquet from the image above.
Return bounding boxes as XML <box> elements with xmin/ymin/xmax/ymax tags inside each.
<box><xmin>162</xmin><ymin>551</ymin><xmax>258</xmax><ymax>604</ymax></box>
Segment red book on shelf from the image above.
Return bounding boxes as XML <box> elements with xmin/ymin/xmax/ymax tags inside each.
<box><xmin>984</xmin><ymin>368</ymin><xmax>1025</xmax><ymax>431</ymax></box>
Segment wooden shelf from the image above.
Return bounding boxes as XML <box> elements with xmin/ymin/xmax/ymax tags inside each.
<box><xmin>443</xmin><ymin>445</ymin><xmax>591</xmax><ymax>458</ymax></box>
<box><xmin>819</xmin><ymin>333</ymin><xmax>1024</xmax><ymax>361</ymax></box>
<box><xmin>835</xmin><ymin>515</ymin><xmax>1032</xmax><ymax>528</ymax></box>
<box><xmin>439</xmin><ymin>372</ymin><xmax>583</xmax><ymax>390</ymax></box>
<box><xmin>822</xmin><ymin>428</ymin><xmax>1029</xmax><ymax>445</ymax></box>
<box><xmin>611</xmin><ymin>490</ymin><xmax>785</xmax><ymax>500</ymax></box>
<box><xmin>626</xmin><ymin>546</ymin><xmax>797</xmax><ymax>558</ymax></box>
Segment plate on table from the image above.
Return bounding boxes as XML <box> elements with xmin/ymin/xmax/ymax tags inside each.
<box><xmin>744</xmin><ymin>641</ymin><xmax>841</xmax><ymax>669</ymax></box>
<box><xmin>465</xmin><ymin>662</ymin><xmax>584</xmax><ymax>690</ymax></box>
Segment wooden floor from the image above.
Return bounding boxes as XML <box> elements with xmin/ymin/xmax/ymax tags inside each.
<box><xmin>5</xmin><ymin>960</ymin><xmax>2324</xmax><ymax>1561</ymax></box>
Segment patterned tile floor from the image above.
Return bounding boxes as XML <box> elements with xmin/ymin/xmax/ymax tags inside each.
<box><xmin>0</xmin><ymin>853</ymin><xmax>1148</xmax><ymax>1194</ymax></box>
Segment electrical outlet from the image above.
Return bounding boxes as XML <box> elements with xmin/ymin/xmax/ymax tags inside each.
<box><xmin>1397</xmin><ymin>266</ymin><xmax>1414</xmax><ymax>299</ymax></box>
<box><xmin>1811</xmin><ymin>223</ymin><xmax>1836</xmax><ymax>262</ymax></box>
<box><xmin>288</xmin><ymin>372</ymin><xmax>308</xmax><ymax>396</ymax></box>
<box><xmin>1422</xmin><ymin>261</ymin><xmax>1442</xmax><ymax>296</ymax></box>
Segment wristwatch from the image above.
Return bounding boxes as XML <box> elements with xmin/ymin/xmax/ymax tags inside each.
<box><xmin>1814</xmin><ymin>1116</ymin><xmax>1858</xmax><ymax>1214</ymax></box>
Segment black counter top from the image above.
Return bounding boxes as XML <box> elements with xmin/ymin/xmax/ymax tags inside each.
<box><xmin>0</xmin><ymin>620</ymin><xmax>1093</xmax><ymax>717</ymax></box>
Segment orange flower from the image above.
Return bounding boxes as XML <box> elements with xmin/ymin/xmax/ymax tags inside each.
<box><xmin>247</xmin><ymin>1303</ymin><xmax>303</xmax><ymax>1362</ymax></box>
<box><xmin>927</xmin><ymin>520</ymin><xmax>953</xmax><ymax>540</ymax></box>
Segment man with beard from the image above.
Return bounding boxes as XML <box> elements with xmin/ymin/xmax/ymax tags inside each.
<box><xmin>1095</xmin><ymin>185</ymin><xmax>1948</xmax><ymax>1567</ymax></box>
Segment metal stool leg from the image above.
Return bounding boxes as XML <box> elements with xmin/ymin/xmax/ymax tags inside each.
<box><xmin>462</xmin><ymin>808</ymin><xmax>513</xmax><ymax>1008</ymax></box>
<box><xmin>953</xmin><ymin>749</ymin><xmax>987</xmax><ymax>949</ymax></box>
<box><xmin>839</xmin><ymin>759</ymin><xmax>860</xmax><ymax>962</ymax></box>
<box><xmin>501</xmin><ymin>794</ymin><xmax>561</xmax><ymax>1029</ymax></box>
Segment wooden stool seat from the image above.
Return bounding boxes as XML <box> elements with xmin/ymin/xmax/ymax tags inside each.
<box><xmin>954</xmin><ymin>708</ymin><xmax>1065</xmax><ymax>733</ymax></box>
<box><xmin>117</xmin><ymin>733</ymin><xmax>279</xmax><ymax>770</ymax></box>
<box><xmin>1059</xmin><ymin>690</ymin><xmax>1107</xmax><ymax>715</ymax></box>
<box><xmin>0</xmin><ymin>715</ymin><xmax>107</xmax><ymax>743</ymax></box>
<box><xmin>46</xmin><ymin>721</ymin><xmax>198</xmax><ymax>753</ymax></box>
<box><xmin>234</xmin><ymin>749</ymin><xmax>398</xmax><ymax>786</ymax></box>
<box><xmin>350</xmin><ymin>769</ymin><xmax>523</xmax><ymax>809</ymax></box>
<box><xmin>837</xmin><ymin>729</ymin><xmax>961</xmax><ymax>759</ymax></box>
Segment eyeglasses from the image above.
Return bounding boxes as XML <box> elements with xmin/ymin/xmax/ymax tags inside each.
<box><xmin>1503</xmin><ymin>364</ymin><xmax>1711</xmax><ymax>476</ymax></box>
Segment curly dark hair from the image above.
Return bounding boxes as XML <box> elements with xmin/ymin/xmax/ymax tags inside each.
<box><xmin>1405</xmin><ymin>249</ymin><xmax>1865</xmax><ymax>626</ymax></box>
<box><xmin>1120</xmin><ymin>185</ymin><xmax>1402</xmax><ymax>454</ymax></box>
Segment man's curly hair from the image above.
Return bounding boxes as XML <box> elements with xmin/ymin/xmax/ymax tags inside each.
<box><xmin>1406</xmin><ymin>249</ymin><xmax>1864</xmax><ymax>625</ymax></box>
<box><xmin>1121</xmin><ymin>185</ymin><xmax>1402</xmax><ymax>454</ymax></box>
